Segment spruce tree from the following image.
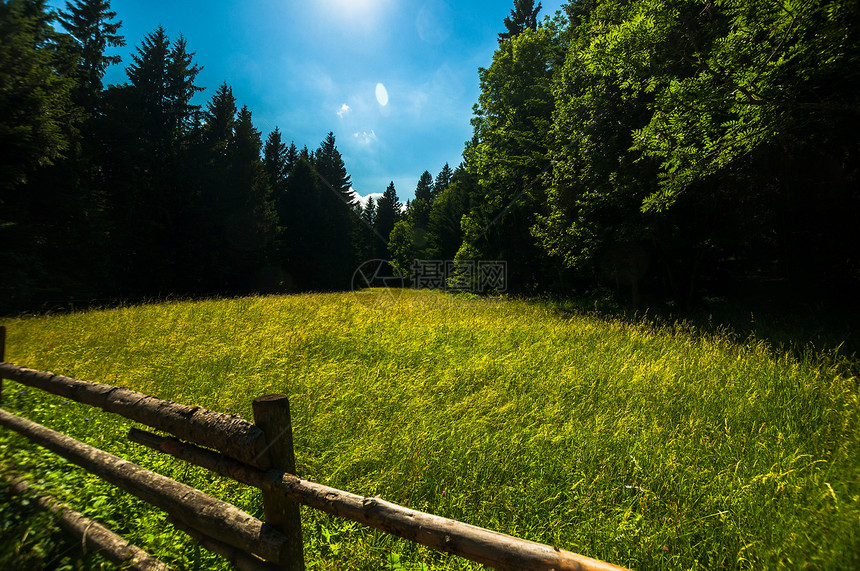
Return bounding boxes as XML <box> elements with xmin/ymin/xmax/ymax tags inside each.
<box><xmin>285</xmin><ymin>141</ymin><xmax>299</xmax><ymax>174</ymax></box>
<box><xmin>0</xmin><ymin>0</ymin><xmax>80</xmax><ymax>311</ymax></box>
<box><xmin>433</xmin><ymin>163</ymin><xmax>453</xmax><ymax>201</ymax></box>
<box><xmin>354</xmin><ymin>196</ymin><xmax>377</xmax><ymax>262</ymax></box>
<box><xmin>362</xmin><ymin>197</ymin><xmax>376</xmax><ymax>226</ymax></box>
<box><xmin>264</xmin><ymin>127</ymin><xmax>290</xmax><ymax>278</ymax></box>
<box><xmin>193</xmin><ymin>83</ymin><xmax>238</xmax><ymax>288</ymax></box>
<box><xmin>125</xmin><ymin>26</ymin><xmax>171</xmax><ymax>142</ymax></box>
<box><xmin>229</xmin><ymin>105</ymin><xmax>277</xmax><ymax>287</ymax></box>
<box><xmin>203</xmin><ymin>83</ymin><xmax>236</xmax><ymax>153</ymax></box>
<box><xmin>281</xmin><ymin>151</ymin><xmax>328</xmax><ymax>290</ymax></box>
<box><xmin>374</xmin><ymin>182</ymin><xmax>401</xmax><ymax>258</ymax></box>
<box><xmin>124</xmin><ymin>28</ymin><xmax>201</xmax><ymax>143</ymax></box>
<box><xmin>314</xmin><ymin>132</ymin><xmax>355</xmax><ymax>207</ymax></box>
<box><xmin>415</xmin><ymin>170</ymin><xmax>434</xmax><ymax>202</ymax></box>
<box><xmin>498</xmin><ymin>0</ymin><xmax>542</xmax><ymax>42</ymax></box>
<box><xmin>0</xmin><ymin>0</ymin><xmax>78</xmax><ymax>192</ymax></box>
<box><xmin>466</xmin><ymin>22</ymin><xmax>560</xmax><ymax>291</ymax></box>
<box><xmin>103</xmin><ymin>26</ymin><xmax>203</xmax><ymax>294</ymax></box>
<box><xmin>47</xmin><ymin>1</ymin><xmax>124</xmax><ymax>303</ymax></box>
<box><xmin>410</xmin><ymin>170</ymin><xmax>434</xmax><ymax>229</ymax></box>
<box><xmin>312</xmin><ymin>132</ymin><xmax>357</xmax><ymax>288</ymax></box>
<box><xmin>57</xmin><ymin>0</ymin><xmax>125</xmax><ymax>115</ymax></box>
<box><xmin>263</xmin><ymin>126</ymin><xmax>289</xmax><ymax>198</ymax></box>
<box><xmin>166</xmin><ymin>35</ymin><xmax>204</xmax><ymax>134</ymax></box>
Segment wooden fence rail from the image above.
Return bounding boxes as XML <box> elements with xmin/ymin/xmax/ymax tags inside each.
<box><xmin>0</xmin><ymin>326</ymin><xmax>629</xmax><ymax>571</ymax></box>
<box><xmin>0</xmin><ymin>408</ymin><xmax>290</xmax><ymax>565</ymax></box>
<box><xmin>2</xmin><ymin>474</ymin><xmax>172</xmax><ymax>571</ymax></box>
<box><xmin>0</xmin><ymin>361</ymin><xmax>267</xmax><ymax>468</ymax></box>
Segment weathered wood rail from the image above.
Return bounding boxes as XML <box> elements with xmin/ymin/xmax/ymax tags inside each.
<box><xmin>2</xmin><ymin>474</ymin><xmax>172</xmax><ymax>571</ymax></box>
<box><xmin>0</xmin><ymin>325</ymin><xmax>630</xmax><ymax>571</ymax></box>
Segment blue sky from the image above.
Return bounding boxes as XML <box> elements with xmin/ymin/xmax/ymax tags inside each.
<box><xmin>51</xmin><ymin>0</ymin><xmax>566</xmax><ymax>202</ymax></box>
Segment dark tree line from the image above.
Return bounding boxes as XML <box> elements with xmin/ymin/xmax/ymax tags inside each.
<box><xmin>0</xmin><ymin>0</ymin><xmax>405</xmax><ymax>313</ymax></box>
<box><xmin>3</xmin><ymin>0</ymin><xmax>858</xmax><ymax>313</ymax></box>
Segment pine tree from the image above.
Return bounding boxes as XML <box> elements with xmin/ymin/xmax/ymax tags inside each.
<box><xmin>45</xmin><ymin>1</ymin><xmax>124</xmax><ymax>303</ymax></box>
<box><xmin>0</xmin><ymin>0</ymin><xmax>81</xmax><ymax>311</ymax></box>
<box><xmin>362</xmin><ymin>197</ymin><xmax>376</xmax><ymax>227</ymax></box>
<box><xmin>228</xmin><ymin>105</ymin><xmax>278</xmax><ymax>287</ymax></box>
<box><xmin>285</xmin><ymin>141</ymin><xmax>299</xmax><ymax>174</ymax></box>
<box><xmin>166</xmin><ymin>35</ymin><xmax>204</xmax><ymax>134</ymax></box>
<box><xmin>374</xmin><ymin>182</ymin><xmax>401</xmax><ymax>258</ymax></box>
<box><xmin>498</xmin><ymin>0</ymin><xmax>542</xmax><ymax>42</ymax></box>
<box><xmin>193</xmin><ymin>83</ymin><xmax>238</xmax><ymax>288</ymax></box>
<box><xmin>0</xmin><ymin>0</ymin><xmax>78</xmax><ymax>192</ymax></box>
<box><xmin>433</xmin><ymin>163</ymin><xmax>453</xmax><ymax>201</ymax></box>
<box><xmin>125</xmin><ymin>26</ymin><xmax>170</xmax><ymax>141</ymax></box>
<box><xmin>281</xmin><ymin>151</ymin><xmax>328</xmax><ymax>290</ymax></box>
<box><xmin>123</xmin><ymin>27</ymin><xmax>201</xmax><ymax>144</ymax></box>
<box><xmin>203</xmin><ymin>83</ymin><xmax>236</xmax><ymax>153</ymax></box>
<box><xmin>312</xmin><ymin>132</ymin><xmax>358</xmax><ymax>287</ymax></box>
<box><xmin>354</xmin><ymin>196</ymin><xmax>377</xmax><ymax>262</ymax></box>
<box><xmin>314</xmin><ymin>132</ymin><xmax>355</xmax><ymax>207</ymax></box>
<box><xmin>410</xmin><ymin>170</ymin><xmax>434</xmax><ymax>229</ymax></box>
<box><xmin>263</xmin><ymin>126</ymin><xmax>289</xmax><ymax>201</ymax></box>
<box><xmin>102</xmin><ymin>26</ymin><xmax>204</xmax><ymax>294</ymax></box>
<box><xmin>57</xmin><ymin>0</ymin><xmax>124</xmax><ymax>115</ymax></box>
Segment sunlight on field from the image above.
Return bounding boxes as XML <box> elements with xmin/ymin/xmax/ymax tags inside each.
<box><xmin>1</xmin><ymin>290</ymin><xmax>858</xmax><ymax>569</ymax></box>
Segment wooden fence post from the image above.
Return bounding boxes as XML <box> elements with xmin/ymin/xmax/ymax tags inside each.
<box><xmin>0</xmin><ymin>325</ymin><xmax>6</xmax><ymax>406</ymax></box>
<box><xmin>252</xmin><ymin>394</ymin><xmax>304</xmax><ymax>571</ymax></box>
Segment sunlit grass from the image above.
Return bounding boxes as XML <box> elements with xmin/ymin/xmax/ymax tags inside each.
<box><xmin>1</xmin><ymin>289</ymin><xmax>858</xmax><ymax>569</ymax></box>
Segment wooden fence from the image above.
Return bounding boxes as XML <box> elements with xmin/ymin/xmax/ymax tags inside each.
<box><xmin>0</xmin><ymin>326</ymin><xmax>629</xmax><ymax>571</ymax></box>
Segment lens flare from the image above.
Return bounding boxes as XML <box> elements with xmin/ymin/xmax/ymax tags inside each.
<box><xmin>375</xmin><ymin>83</ymin><xmax>389</xmax><ymax>106</ymax></box>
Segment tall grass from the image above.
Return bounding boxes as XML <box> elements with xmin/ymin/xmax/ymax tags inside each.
<box><xmin>1</xmin><ymin>290</ymin><xmax>857</xmax><ymax>569</ymax></box>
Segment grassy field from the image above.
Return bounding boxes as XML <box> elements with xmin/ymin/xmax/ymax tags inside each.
<box><xmin>0</xmin><ymin>289</ymin><xmax>858</xmax><ymax>570</ymax></box>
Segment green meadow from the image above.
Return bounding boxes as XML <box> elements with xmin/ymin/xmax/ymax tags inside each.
<box><xmin>0</xmin><ymin>290</ymin><xmax>858</xmax><ymax>570</ymax></box>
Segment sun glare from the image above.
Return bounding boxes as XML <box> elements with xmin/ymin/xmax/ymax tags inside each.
<box><xmin>321</xmin><ymin>0</ymin><xmax>383</xmax><ymax>23</ymax></box>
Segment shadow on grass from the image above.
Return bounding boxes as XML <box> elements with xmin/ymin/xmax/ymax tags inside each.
<box><xmin>538</xmin><ymin>279</ymin><xmax>860</xmax><ymax>374</ymax></box>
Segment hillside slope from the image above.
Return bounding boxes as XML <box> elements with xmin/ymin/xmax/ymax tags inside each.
<box><xmin>1</xmin><ymin>290</ymin><xmax>857</xmax><ymax>569</ymax></box>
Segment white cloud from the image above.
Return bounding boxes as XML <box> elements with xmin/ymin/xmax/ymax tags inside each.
<box><xmin>353</xmin><ymin>129</ymin><xmax>377</xmax><ymax>146</ymax></box>
<box><xmin>337</xmin><ymin>103</ymin><xmax>351</xmax><ymax>118</ymax></box>
<box><xmin>349</xmin><ymin>188</ymin><xmax>383</xmax><ymax>208</ymax></box>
